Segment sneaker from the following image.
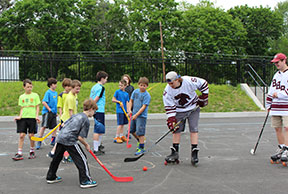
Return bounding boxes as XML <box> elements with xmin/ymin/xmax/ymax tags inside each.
<box><xmin>126</xmin><ymin>134</ymin><xmax>132</xmax><ymax>139</ymax></box>
<box><xmin>93</xmin><ymin>150</ymin><xmax>105</xmax><ymax>156</ymax></box>
<box><xmin>99</xmin><ymin>144</ymin><xmax>105</xmax><ymax>151</ymax></box>
<box><xmin>67</xmin><ymin>156</ymin><xmax>73</xmax><ymax>162</ymax></box>
<box><xmin>135</xmin><ymin>148</ymin><xmax>145</xmax><ymax>156</ymax></box>
<box><xmin>80</xmin><ymin>180</ymin><xmax>97</xmax><ymax>189</ymax></box>
<box><xmin>47</xmin><ymin>151</ymin><xmax>55</xmax><ymax>159</ymax></box>
<box><xmin>28</xmin><ymin>152</ymin><xmax>36</xmax><ymax>159</ymax></box>
<box><xmin>113</xmin><ymin>137</ymin><xmax>123</xmax><ymax>144</ymax></box>
<box><xmin>36</xmin><ymin>141</ymin><xmax>42</xmax><ymax>150</ymax></box>
<box><xmin>62</xmin><ymin>158</ymin><xmax>69</xmax><ymax>163</ymax></box>
<box><xmin>47</xmin><ymin>176</ymin><xmax>62</xmax><ymax>184</ymax></box>
<box><xmin>12</xmin><ymin>153</ymin><xmax>23</xmax><ymax>161</ymax></box>
<box><xmin>121</xmin><ymin>136</ymin><xmax>127</xmax><ymax>142</ymax></box>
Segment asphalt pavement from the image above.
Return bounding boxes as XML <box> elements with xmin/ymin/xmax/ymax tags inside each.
<box><xmin>1</xmin><ymin>112</ymin><xmax>288</xmax><ymax>194</ymax></box>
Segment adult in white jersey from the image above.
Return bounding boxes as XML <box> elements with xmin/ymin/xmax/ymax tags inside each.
<box><xmin>163</xmin><ymin>71</ymin><xmax>209</xmax><ymax>165</ymax></box>
<box><xmin>266</xmin><ymin>53</ymin><xmax>288</xmax><ymax>163</ymax></box>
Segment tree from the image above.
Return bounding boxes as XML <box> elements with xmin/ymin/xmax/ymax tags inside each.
<box><xmin>228</xmin><ymin>5</ymin><xmax>283</xmax><ymax>55</ymax></box>
<box><xmin>124</xmin><ymin>0</ymin><xmax>181</xmax><ymax>51</ymax></box>
<box><xmin>179</xmin><ymin>1</ymin><xmax>247</xmax><ymax>55</ymax></box>
<box><xmin>0</xmin><ymin>0</ymin><xmax>12</xmax><ymax>14</ymax></box>
<box><xmin>269</xmin><ymin>1</ymin><xmax>288</xmax><ymax>55</ymax></box>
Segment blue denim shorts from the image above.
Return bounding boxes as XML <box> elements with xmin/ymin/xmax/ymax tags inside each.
<box><xmin>117</xmin><ymin>113</ymin><xmax>128</xmax><ymax>125</ymax></box>
<box><xmin>93</xmin><ymin>112</ymin><xmax>105</xmax><ymax>134</ymax></box>
<box><xmin>130</xmin><ymin>117</ymin><xmax>147</xmax><ymax>136</ymax></box>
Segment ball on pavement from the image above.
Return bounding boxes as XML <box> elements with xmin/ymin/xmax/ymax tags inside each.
<box><xmin>142</xmin><ymin>166</ymin><xmax>148</xmax><ymax>171</ymax></box>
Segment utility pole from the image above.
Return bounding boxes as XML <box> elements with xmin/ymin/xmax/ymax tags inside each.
<box><xmin>159</xmin><ymin>21</ymin><xmax>165</xmax><ymax>82</ymax></box>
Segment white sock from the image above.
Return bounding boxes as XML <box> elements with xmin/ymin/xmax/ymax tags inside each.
<box><xmin>94</xmin><ymin>141</ymin><xmax>99</xmax><ymax>151</ymax></box>
<box><xmin>99</xmin><ymin>135</ymin><xmax>103</xmax><ymax>145</ymax></box>
<box><xmin>120</xmin><ymin>133</ymin><xmax>123</xmax><ymax>137</ymax></box>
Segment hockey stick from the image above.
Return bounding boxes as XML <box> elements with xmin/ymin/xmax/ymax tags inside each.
<box><xmin>117</xmin><ymin>102</ymin><xmax>132</xmax><ymax>148</ymax></box>
<box><xmin>89</xmin><ymin>150</ymin><xmax>133</xmax><ymax>182</ymax></box>
<box><xmin>250</xmin><ymin>111</ymin><xmax>270</xmax><ymax>155</ymax></box>
<box><xmin>124</xmin><ymin>105</ymin><xmax>199</xmax><ymax>162</ymax></box>
<box><xmin>31</xmin><ymin>123</ymin><xmax>61</xmax><ymax>141</ymax></box>
<box><xmin>118</xmin><ymin>102</ymin><xmax>130</xmax><ymax>122</ymax></box>
<box><xmin>126</xmin><ymin>114</ymin><xmax>132</xmax><ymax>148</ymax></box>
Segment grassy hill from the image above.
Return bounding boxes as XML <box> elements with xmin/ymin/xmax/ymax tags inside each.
<box><xmin>0</xmin><ymin>81</ymin><xmax>261</xmax><ymax>116</ymax></box>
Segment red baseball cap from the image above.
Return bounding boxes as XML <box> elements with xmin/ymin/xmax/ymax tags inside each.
<box><xmin>271</xmin><ymin>53</ymin><xmax>287</xmax><ymax>63</ymax></box>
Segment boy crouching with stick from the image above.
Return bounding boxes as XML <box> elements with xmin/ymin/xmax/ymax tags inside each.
<box><xmin>46</xmin><ymin>99</ymin><xmax>98</xmax><ymax>189</ymax></box>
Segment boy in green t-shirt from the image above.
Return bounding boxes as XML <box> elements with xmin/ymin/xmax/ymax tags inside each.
<box><xmin>13</xmin><ymin>79</ymin><xmax>40</xmax><ymax>161</ymax></box>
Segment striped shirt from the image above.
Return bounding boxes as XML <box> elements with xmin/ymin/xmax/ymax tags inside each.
<box><xmin>163</xmin><ymin>76</ymin><xmax>209</xmax><ymax>118</ymax></box>
<box><xmin>266</xmin><ymin>69</ymin><xmax>288</xmax><ymax>116</ymax></box>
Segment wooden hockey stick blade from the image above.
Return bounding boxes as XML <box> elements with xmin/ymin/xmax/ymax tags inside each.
<box><xmin>124</xmin><ymin>153</ymin><xmax>145</xmax><ymax>162</ymax></box>
<box><xmin>31</xmin><ymin>123</ymin><xmax>61</xmax><ymax>141</ymax></box>
<box><xmin>89</xmin><ymin>150</ymin><xmax>133</xmax><ymax>182</ymax></box>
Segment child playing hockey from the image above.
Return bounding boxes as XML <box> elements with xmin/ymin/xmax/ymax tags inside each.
<box><xmin>112</xmin><ymin>79</ymin><xmax>130</xmax><ymax>143</ymax></box>
<box><xmin>36</xmin><ymin>77</ymin><xmax>58</xmax><ymax>149</ymax></box>
<box><xmin>163</xmin><ymin>71</ymin><xmax>209</xmax><ymax>165</ymax></box>
<box><xmin>128</xmin><ymin>77</ymin><xmax>151</xmax><ymax>155</ymax></box>
<box><xmin>60</xmin><ymin>79</ymin><xmax>81</xmax><ymax>163</ymax></box>
<box><xmin>47</xmin><ymin>78</ymin><xmax>72</xmax><ymax>158</ymax></box>
<box><xmin>13</xmin><ymin>79</ymin><xmax>40</xmax><ymax>161</ymax></box>
<box><xmin>90</xmin><ymin>71</ymin><xmax>108</xmax><ymax>155</ymax></box>
<box><xmin>46</xmin><ymin>99</ymin><xmax>98</xmax><ymax>188</ymax></box>
<box><xmin>266</xmin><ymin>53</ymin><xmax>288</xmax><ymax>164</ymax></box>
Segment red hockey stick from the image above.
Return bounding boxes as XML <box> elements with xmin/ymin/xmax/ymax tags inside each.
<box><xmin>126</xmin><ymin>114</ymin><xmax>132</xmax><ymax>148</ymax></box>
<box><xmin>89</xmin><ymin>150</ymin><xmax>133</xmax><ymax>182</ymax></box>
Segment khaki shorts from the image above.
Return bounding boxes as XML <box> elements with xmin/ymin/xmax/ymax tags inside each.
<box><xmin>271</xmin><ymin>116</ymin><xmax>288</xmax><ymax>128</ymax></box>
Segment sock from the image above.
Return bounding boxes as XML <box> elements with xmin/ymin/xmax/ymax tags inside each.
<box><xmin>173</xmin><ymin>143</ymin><xmax>179</xmax><ymax>152</ymax></box>
<box><xmin>115</xmin><ymin>134</ymin><xmax>119</xmax><ymax>138</ymax></box>
<box><xmin>99</xmin><ymin>135</ymin><xmax>103</xmax><ymax>145</ymax></box>
<box><xmin>191</xmin><ymin>144</ymin><xmax>198</xmax><ymax>150</ymax></box>
<box><xmin>18</xmin><ymin>149</ymin><xmax>23</xmax><ymax>155</ymax></box>
<box><xmin>30</xmin><ymin>147</ymin><xmax>34</xmax><ymax>153</ymax></box>
<box><xmin>120</xmin><ymin>133</ymin><xmax>123</xmax><ymax>137</ymax></box>
<box><xmin>94</xmin><ymin>141</ymin><xmax>99</xmax><ymax>151</ymax></box>
<box><xmin>139</xmin><ymin>143</ymin><xmax>145</xmax><ymax>149</ymax></box>
<box><xmin>50</xmin><ymin>151</ymin><xmax>55</xmax><ymax>155</ymax></box>
<box><xmin>51</xmin><ymin>136</ymin><xmax>55</xmax><ymax>143</ymax></box>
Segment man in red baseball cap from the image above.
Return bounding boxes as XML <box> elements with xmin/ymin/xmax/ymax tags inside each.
<box><xmin>271</xmin><ymin>53</ymin><xmax>287</xmax><ymax>63</ymax></box>
<box><xmin>267</xmin><ymin>53</ymin><xmax>288</xmax><ymax>164</ymax></box>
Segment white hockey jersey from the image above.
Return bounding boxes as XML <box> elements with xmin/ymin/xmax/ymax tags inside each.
<box><xmin>266</xmin><ymin>69</ymin><xmax>288</xmax><ymax>116</ymax></box>
<box><xmin>163</xmin><ymin>76</ymin><xmax>209</xmax><ymax>118</ymax></box>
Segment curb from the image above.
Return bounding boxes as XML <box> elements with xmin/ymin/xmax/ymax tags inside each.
<box><xmin>0</xmin><ymin>112</ymin><xmax>267</xmax><ymax>122</ymax></box>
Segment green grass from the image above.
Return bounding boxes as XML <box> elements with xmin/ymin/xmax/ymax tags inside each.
<box><xmin>0</xmin><ymin>81</ymin><xmax>260</xmax><ymax>116</ymax></box>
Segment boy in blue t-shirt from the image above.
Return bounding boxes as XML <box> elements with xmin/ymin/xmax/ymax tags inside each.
<box><xmin>128</xmin><ymin>77</ymin><xmax>151</xmax><ymax>155</ymax></box>
<box><xmin>36</xmin><ymin>78</ymin><xmax>58</xmax><ymax>149</ymax></box>
<box><xmin>90</xmin><ymin>71</ymin><xmax>108</xmax><ymax>156</ymax></box>
<box><xmin>112</xmin><ymin>79</ymin><xmax>130</xmax><ymax>143</ymax></box>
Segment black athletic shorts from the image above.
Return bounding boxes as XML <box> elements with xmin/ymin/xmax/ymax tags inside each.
<box><xmin>41</xmin><ymin>112</ymin><xmax>57</xmax><ymax>129</ymax></box>
<box><xmin>16</xmin><ymin>118</ymin><xmax>37</xmax><ymax>134</ymax></box>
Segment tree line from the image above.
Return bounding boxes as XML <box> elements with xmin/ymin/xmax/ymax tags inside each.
<box><xmin>0</xmin><ymin>0</ymin><xmax>287</xmax><ymax>83</ymax></box>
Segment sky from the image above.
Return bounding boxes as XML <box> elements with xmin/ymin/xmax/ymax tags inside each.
<box><xmin>176</xmin><ymin>0</ymin><xmax>283</xmax><ymax>10</ymax></box>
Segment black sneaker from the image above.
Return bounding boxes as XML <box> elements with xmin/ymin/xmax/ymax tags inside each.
<box><xmin>99</xmin><ymin>144</ymin><xmax>105</xmax><ymax>151</ymax></box>
<box><xmin>47</xmin><ymin>176</ymin><xmax>62</xmax><ymax>184</ymax></box>
<box><xmin>12</xmin><ymin>153</ymin><xmax>23</xmax><ymax>161</ymax></box>
<box><xmin>28</xmin><ymin>152</ymin><xmax>36</xmax><ymax>159</ymax></box>
<box><xmin>80</xmin><ymin>180</ymin><xmax>97</xmax><ymax>189</ymax></box>
<box><xmin>93</xmin><ymin>150</ymin><xmax>105</xmax><ymax>156</ymax></box>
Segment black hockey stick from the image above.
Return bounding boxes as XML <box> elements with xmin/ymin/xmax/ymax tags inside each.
<box><xmin>124</xmin><ymin>105</ymin><xmax>199</xmax><ymax>162</ymax></box>
<box><xmin>250</xmin><ymin>111</ymin><xmax>270</xmax><ymax>155</ymax></box>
